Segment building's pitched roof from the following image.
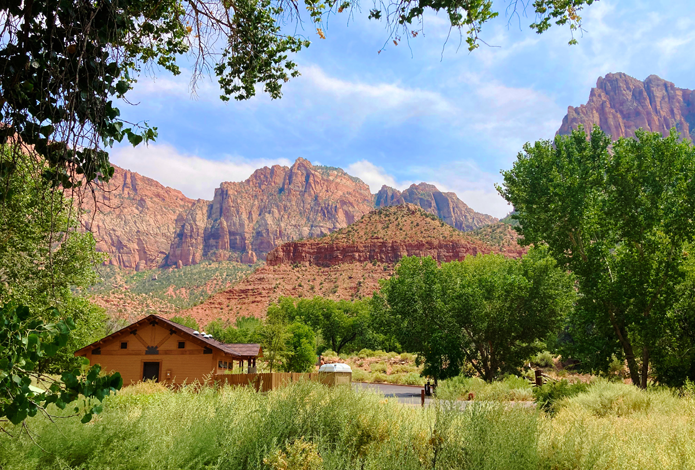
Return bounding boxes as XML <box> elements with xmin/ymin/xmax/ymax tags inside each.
<box><xmin>74</xmin><ymin>314</ymin><xmax>262</xmax><ymax>358</ymax></box>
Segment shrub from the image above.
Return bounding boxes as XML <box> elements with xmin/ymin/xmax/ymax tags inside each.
<box><xmin>533</xmin><ymin>379</ymin><xmax>590</xmax><ymax>414</ymax></box>
<box><xmin>438</xmin><ymin>375</ymin><xmax>533</xmax><ymax>402</ymax></box>
<box><xmin>369</xmin><ymin>363</ymin><xmax>387</xmax><ymax>374</ymax></box>
<box><xmin>357</xmin><ymin>348</ymin><xmax>374</xmax><ymax>358</ymax></box>
<box><xmin>556</xmin><ymin>381</ymin><xmax>682</xmax><ymax>418</ymax></box>
<box><xmin>372</xmin><ymin>350</ymin><xmax>388</xmax><ymax>358</ymax></box>
<box><xmin>371</xmin><ymin>373</ymin><xmax>388</xmax><ymax>383</ymax></box>
<box><xmin>401</xmin><ymin>372</ymin><xmax>424</xmax><ymax>386</ymax></box>
<box><xmin>531</xmin><ymin>351</ymin><xmax>555</xmax><ymax>368</ymax></box>
<box><xmin>351</xmin><ymin>369</ymin><xmax>371</xmax><ymax>383</ymax></box>
<box><xmin>263</xmin><ymin>437</ymin><xmax>322</xmax><ymax>470</ymax></box>
<box><xmin>399</xmin><ymin>352</ymin><xmax>416</xmax><ymax>362</ymax></box>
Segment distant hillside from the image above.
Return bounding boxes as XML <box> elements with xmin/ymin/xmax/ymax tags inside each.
<box><xmin>179</xmin><ymin>204</ymin><xmax>522</xmax><ymax>325</ymax></box>
<box><xmin>87</xmin><ymin>261</ymin><xmax>256</xmax><ymax>320</ymax></box>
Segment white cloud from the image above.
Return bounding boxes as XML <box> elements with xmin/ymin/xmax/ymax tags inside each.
<box><xmin>111</xmin><ymin>144</ymin><xmax>292</xmax><ymax>200</ymax></box>
<box><xmin>298</xmin><ymin>64</ymin><xmax>456</xmax><ymax>127</ymax></box>
<box><xmin>346</xmin><ymin>160</ymin><xmax>409</xmax><ymax>192</ymax></box>
<box><xmin>453</xmin><ymin>74</ymin><xmax>564</xmax><ymax>155</ymax></box>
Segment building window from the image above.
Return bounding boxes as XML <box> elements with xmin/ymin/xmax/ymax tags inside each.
<box><xmin>218</xmin><ymin>361</ymin><xmax>223</xmax><ymax>368</ymax></box>
<box><xmin>178</xmin><ymin>341</ymin><xmax>185</xmax><ymax>349</ymax></box>
<box><xmin>120</xmin><ymin>342</ymin><xmax>127</xmax><ymax>349</ymax></box>
<box><xmin>223</xmin><ymin>361</ymin><xmax>228</xmax><ymax>368</ymax></box>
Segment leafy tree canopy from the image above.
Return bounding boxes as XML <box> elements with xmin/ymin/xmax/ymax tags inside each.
<box><xmin>0</xmin><ymin>0</ymin><xmax>596</xmax><ymax>194</ymax></box>
<box><xmin>498</xmin><ymin>127</ymin><xmax>695</xmax><ymax>387</ymax></box>
<box><xmin>274</xmin><ymin>297</ymin><xmax>369</xmax><ymax>355</ymax></box>
<box><xmin>374</xmin><ymin>250</ymin><xmax>574</xmax><ymax>382</ymax></box>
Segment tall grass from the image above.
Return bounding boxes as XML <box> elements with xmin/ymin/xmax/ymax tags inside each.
<box><xmin>2</xmin><ymin>380</ymin><xmax>695</xmax><ymax>469</ymax></box>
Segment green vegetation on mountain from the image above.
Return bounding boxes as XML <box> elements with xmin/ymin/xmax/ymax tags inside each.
<box><xmin>86</xmin><ymin>262</ymin><xmax>257</xmax><ymax>317</ymax></box>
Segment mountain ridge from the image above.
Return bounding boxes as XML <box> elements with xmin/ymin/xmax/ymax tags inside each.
<box><xmin>85</xmin><ymin>158</ymin><xmax>498</xmax><ymax>269</ymax></box>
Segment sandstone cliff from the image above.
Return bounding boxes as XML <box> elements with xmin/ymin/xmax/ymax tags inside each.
<box><xmin>80</xmin><ymin>165</ymin><xmax>196</xmax><ymax>270</ymax></box>
<box><xmin>558</xmin><ymin>73</ymin><xmax>695</xmax><ymax>140</ymax></box>
<box><xmin>374</xmin><ymin>183</ymin><xmax>497</xmax><ymax>231</ymax></box>
<box><xmin>166</xmin><ymin>158</ymin><xmax>375</xmax><ymax>267</ymax></box>
<box><xmin>266</xmin><ymin>204</ymin><xmax>500</xmax><ymax>267</ymax></box>
<box><xmin>90</xmin><ymin>158</ymin><xmax>499</xmax><ymax>269</ymax></box>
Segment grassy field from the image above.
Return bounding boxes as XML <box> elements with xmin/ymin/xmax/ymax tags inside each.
<box><xmin>3</xmin><ymin>380</ymin><xmax>695</xmax><ymax>469</ymax></box>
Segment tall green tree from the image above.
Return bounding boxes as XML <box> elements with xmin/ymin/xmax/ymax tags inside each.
<box><xmin>441</xmin><ymin>248</ymin><xmax>575</xmax><ymax>381</ymax></box>
<box><xmin>375</xmin><ymin>251</ymin><xmax>574</xmax><ymax>382</ymax></box>
<box><xmin>498</xmin><ymin>128</ymin><xmax>695</xmax><ymax>387</ymax></box>
<box><xmin>372</xmin><ymin>256</ymin><xmax>460</xmax><ymax>383</ymax></box>
<box><xmin>261</xmin><ymin>306</ymin><xmax>292</xmax><ymax>373</ymax></box>
<box><xmin>0</xmin><ymin>150</ymin><xmax>107</xmax><ymax>372</ymax></box>
<box><xmin>283</xmin><ymin>322</ymin><xmax>317</xmax><ymax>373</ymax></box>
<box><xmin>279</xmin><ymin>297</ymin><xmax>369</xmax><ymax>354</ymax></box>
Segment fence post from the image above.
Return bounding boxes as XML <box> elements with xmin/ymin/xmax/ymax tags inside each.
<box><xmin>421</xmin><ymin>389</ymin><xmax>425</xmax><ymax>407</ymax></box>
<box><xmin>535</xmin><ymin>369</ymin><xmax>543</xmax><ymax>387</ymax></box>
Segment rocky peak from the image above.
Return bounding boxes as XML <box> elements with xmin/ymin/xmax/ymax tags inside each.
<box><xmin>374</xmin><ymin>183</ymin><xmax>497</xmax><ymax>231</ymax></box>
<box><xmin>558</xmin><ymin>73</ymin><xmax>695</xmax><ymax>141</ymax></box>
<box><xmin>166</xmin><ymin>158</ymin><xmax>375</xmax><ymax>267</ymax></box>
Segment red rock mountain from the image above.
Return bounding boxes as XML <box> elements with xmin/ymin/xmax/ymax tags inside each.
<box><xmin>267</xmin><ymin>204</ymin><xmax>501</xmax><ymax>267</ymax></box>
<box><xmin>181</xmin><ymin>205</ymin><xmax>517</xmax><ymax>325</ymax></box>
<box><xmin>80</xmin><ymin>165</ymin><xmax>196</xmax><ymax>271</ymax></box>
<box><xmin>86</xmin><ymin>159</ymin><xmax>499</xmax><ymax>269</ymax></box>
<box><xmin>558</xmin><ymin>73</ymin><xmax>695</xmax><ymax>140</ymax></box>
<box><xmin>374</xmin><ymin>183</ymin><xmax>497</xmax><ymax>231</ymax></box>
<box><xmin>166</xmin><ymin>158</ymin><xmax>375</xmax><ymax>267</ymax></box>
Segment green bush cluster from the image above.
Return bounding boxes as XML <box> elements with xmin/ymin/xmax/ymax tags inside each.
<box><xmin>533</xmin><ymin>379</ymin><xmax>590</xmax><ymax>414</ymax></box>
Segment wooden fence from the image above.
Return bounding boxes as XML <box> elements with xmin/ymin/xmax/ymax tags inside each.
<box><xmin>214</xmin><ymin>372</ymin><xmax>351</xmax><ymax>392</ymax></box>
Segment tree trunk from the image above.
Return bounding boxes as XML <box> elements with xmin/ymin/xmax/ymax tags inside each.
<box><xmin>640</xmin><ymin>346</ymin><xmax>649</xmax><ymax>389</ymax></box>
<box><xmin>608</xmin><ymin>308</ymin><xmax>641</xmax><ymax>386</ymax></box>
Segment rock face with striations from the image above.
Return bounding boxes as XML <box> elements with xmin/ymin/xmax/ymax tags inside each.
<box><xmin>89</xmin><ymin>158</ymin><xmax>500</xmax><ymax>270</ymax></box>
<box><xmin>166</xmin><ymin>158</ymin><xmax>375</xmax><ymax>266</ymax></box>
<box><xmin>374</xmin><ymin>183</ymin><xmax>497</xmax><ymax>231</ymax></box>
<box><xmin>558</xmin><ymin>73</ymin><xmax>695</xmax><ymax>141</ymax></box>
<box><xmin>80</xmin><ymin>165</ymin><xmax>197</xmax><ymax>269</ymax></box>
<box><xmin>266</xmin><ymin>204</ymin><xmax>503</xmax><ymax>267</ymax></box>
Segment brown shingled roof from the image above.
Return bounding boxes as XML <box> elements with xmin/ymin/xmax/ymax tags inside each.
<box><xmin>75</xmin><ymin>314</ymin><xmax>262</xmax><ymax>358</ymax></box>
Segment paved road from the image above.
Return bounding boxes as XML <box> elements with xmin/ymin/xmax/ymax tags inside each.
<box><xmin>353</xmin><ymin>382</ymin><xmax>431</xmax><ymax>405</ymax></box>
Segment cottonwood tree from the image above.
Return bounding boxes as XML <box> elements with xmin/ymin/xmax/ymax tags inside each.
<box><xmin>277</xmin><ymin>297</ymin><xmax>369</xmax><ymax>355</ymax></box>
<box><xmin>374</xmin><ymin>251</ymin><xmax>573</xmax><ymax>382</ymax></box>
<box><xmin>498</xmin><ymin>128</ymin><xmax>695</xmax><ymax>388</ymax></box>
<box><xmin>441</xmin><ymin>248</ymin><xmax>574</xmax><ymax>382</ymax></box>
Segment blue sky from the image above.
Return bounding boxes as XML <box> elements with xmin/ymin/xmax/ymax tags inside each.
<box><xmin>112</xmin><ymin>0</ymin><xmax>695</xmax><ymax>218</ymax></box>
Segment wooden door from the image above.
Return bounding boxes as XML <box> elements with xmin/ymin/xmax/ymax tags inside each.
<box><xmin>143</xmin><ymin>362</ymin><xmax>160</xmax><ymax>382</ymax></box>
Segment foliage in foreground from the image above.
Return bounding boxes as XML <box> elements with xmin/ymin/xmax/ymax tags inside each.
<box><xmin>0</xmin><ymin>304</ymin><xmax>122</xmax><ymax>428</ymax></box>
<box><xmin>3</xmin><ymin>380</ymin><xmax>695</xmax><ymax>469</ymax></box>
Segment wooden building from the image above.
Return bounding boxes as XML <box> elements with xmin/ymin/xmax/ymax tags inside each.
<box><xmin>75</xmin><ymin>315</ymin><xmax>262</xmax><ymax>385</ymax></box>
